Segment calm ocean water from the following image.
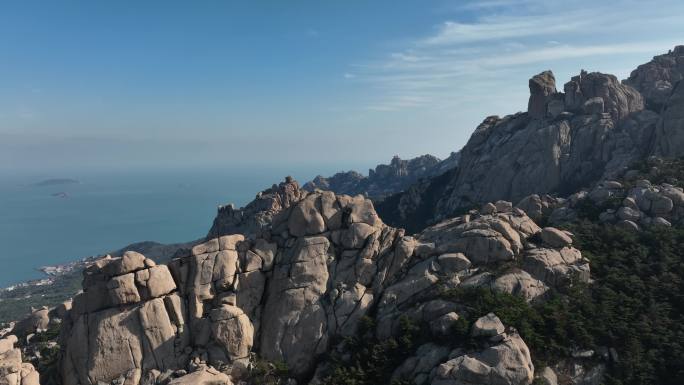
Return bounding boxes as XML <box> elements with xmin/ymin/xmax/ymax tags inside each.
<box><xmin>0</xmin><ymin>165</ymin><xmax>352</xmax><ymax>287</ymax></box>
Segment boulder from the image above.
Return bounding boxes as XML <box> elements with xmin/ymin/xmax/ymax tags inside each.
<box><xmin>12</xmin><ymin>308</ymin><xmax>49</xmax><ymax>337</ymax></box>
<box><xmin>288</xmin><ymin>194</ymin><xmax>326</xmax><ymax>237</ymax></box>
<box><xmin>167</xmin><ymin>367</ymin><xmax>233</xmax><ymax>385</ymax></box>
<box><xmin>437</xmin><ymin>253</ymin><xmax>471</xmax><ymax>272</ymax></box>
<box><xmin>616</xmin><ymin>219</ymin><xmax>640</xmax><ymax>231</ymax></box>
<box><xmin>540</xmin><ymin>227</ymin><xmax>573</xmax><ymax>248</ymax></box>
<box><xmin>434</xmin><ymin>332</ymin><xmax>534</xmax><ymax>385</ymax></box>
<box><xmin>617</xmin><ymin>206</ymin><xmax>641</xmax><ymax>222</ymax></box>
<box><xmin>0</xmin><ymin>335</ymin><xmax>41</xmax><ymax>385</ymax></box>
<box><xmin>652</xmin><ymin>217</ymin><xmax>672</xmax><ymax>227</ymax></box>
<box><xmin>523</xmin><ymin>247</ymin><xmax>589</xmax><ymax>286</ymax></box>
<box><xmin>210</xmin><ymin>305</ymin><xmax>254</xmax><ymax>361</ymax></box>
<box><xmin>103</xmin><ymin>251</ymin><xmax>148</xmax><ymax>277</ymax></box>
<box><xmin>430</xmin><ymin>312</ymin><xmax>460</xmax><ymax>336</ymax></box>
<box><xmin>135</xmin><ymin>265</ymin><xmax>176</xmax><ymax>300</ymax></box>
<box><xmin>107</xmin><ymin>273</ymin><xmax>141</xmax><ymax>305</ymax></box>
<box><xmin>528</xmin><ymin>71</ymin><xmax>557</xmax><ymax>118</ymax></box>
<box><xmin>492</xmin><ymin>270</ymin><xmax>549</xmax><ymax>302</ymax></box>
<box><xmin>471</xmin><ymin>313</ymin><xmax>505</xmax><ymax>337</ymax></box>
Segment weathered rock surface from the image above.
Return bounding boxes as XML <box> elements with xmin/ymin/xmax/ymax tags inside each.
<box><xmin>207</xmin><ymin>177</ymin><xmax>306</xmax><ymax>239</ymax></box>
<box><xmin>432</xmin><ymin>316</ymin><xmax>534</xmax><ymax>385</ymax></box>
<box><xmin>546</xmin><ymin>161</ymin><xmax>684</xmax><ymax>229</ymax></box>
<box><xmin>625</xmin><ymin>45</ymin><xmax>684</xmax><ymax>111</ymax></box>
<box><xmin>376</xmin><ymin>48</ymin><xmax>684</xmax><ymax>232</ymax></box>
<box><xmin>59</xmin><ymin>188</ymin><xmax>588</xmax><ymax>385</ymax></box>
<box><xmin>0</xmin><ymin>335</ymin><xmax>41</xmax><ymax>385</ymax></box>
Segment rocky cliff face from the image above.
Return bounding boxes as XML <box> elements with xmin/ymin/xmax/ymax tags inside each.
<box><xmin>55</xmin><ymin>179</ymin><xmax>588</xmax><ymax>385</ymax></box>
<box><xmin>378</xmin><ymin>47</ymin><xmax>684</xmax><ymax>233</ymax></box>
<box><xmin>303</xmin><ymin>153</ymin><xmax>460</xmax><ymax>199</ymax></box>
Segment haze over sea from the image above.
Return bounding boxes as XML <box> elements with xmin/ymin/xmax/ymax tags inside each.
<box><xmin>0</xmin><ymin>165</ymin><xmax>359</xmax><ymax>287</ymax></box>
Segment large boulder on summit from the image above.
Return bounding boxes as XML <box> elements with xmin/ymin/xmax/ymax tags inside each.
<box><xmin>528</xmin><ymin>71</ymin><xmax>557</xmax><ymax>118</ymax></box>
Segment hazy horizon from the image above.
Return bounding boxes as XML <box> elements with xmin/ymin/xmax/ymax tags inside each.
<box><xmin>2</xmin><ymin>0</ymin><xmax>683</xmax><ymax>174</ymax></box>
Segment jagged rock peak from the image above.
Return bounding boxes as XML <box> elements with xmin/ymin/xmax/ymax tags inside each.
<box><xmin>377</xmin><ymin>59</ymin><xmax>660</xmax><ymax>231</ymax></box>
<box><xmin>207</xmin><ymin>176</ymin><xmax>306</xmax><ymax>239</ymax></box>
<box><xmin>625</xmin><ymin>45</ymin><xmax>684</xmax><ymax>111</ymax></box>
<box><xmin>564</xmin><ymin>70</ymin><xmax>644</xmax><ymax>120</ymax></box>
<box><xmin>528</xmin><ymin>70</ymin><xmax>557</xmax><ymax>118</ymax></box>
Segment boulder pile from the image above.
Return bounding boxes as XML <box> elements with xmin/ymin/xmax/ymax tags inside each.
<box><xmin>0</xmin><ymin>335</ymin><xmax>40</xmax><ymax>385</ymax></box>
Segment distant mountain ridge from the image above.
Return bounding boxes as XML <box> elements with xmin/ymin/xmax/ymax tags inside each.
<box><xmin>303</xmin><ymin>152</ymin><xmax>460</xmax><ymax>198</ymax></box>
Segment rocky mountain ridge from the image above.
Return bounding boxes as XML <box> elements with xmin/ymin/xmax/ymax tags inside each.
<box><xmin>51</xmin><ymin>180</ymin><xmax>588</xmax><ymax>385</ymax></box>
<box><xmin>377</xmin><ymin>46</ymin><xmax>684</xmax><ymax>232</ymax></box>
<box><xmin>303</xmin><ymin>153</ymin><xmax>460</xmax><ymax>199</ymax></box>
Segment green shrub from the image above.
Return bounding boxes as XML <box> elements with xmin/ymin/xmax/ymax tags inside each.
<box><xmin>320</xmin><ymin>316</ymin><xmax>421</xmax><ymax>385</ymax></box>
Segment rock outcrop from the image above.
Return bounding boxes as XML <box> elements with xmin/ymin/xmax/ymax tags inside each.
<box><xmin>0</xmin><ymin>335</ymin><xmax>41</xmax><ymax>385</ymax></box>
<box><xmin>625</xmin><ymin>45</ymin><xmax>684</xmax><ymax>111</ymax></box>
<box><xmin>541</xmin><ymin>159</ymin><xmax>684</xmax><ymax>230</ymax></box>
<box><xmin>376</xmin><ymin>47</ymin><xmax>684</xmax><ymax>232</ymax></box>
<box><xmin>433</xmin><ymin>314</ymin><xmax>534</xmax><ymax>385</ymax></box>
<box><xmin>58</xmin><ymin>180</ymin><xmax>588</xmax><ymax>385</ymax></box>
<box><xmin>207</xmin><ymin>177</ymin><xmax>305</xmax><ymax>239</ymax></box>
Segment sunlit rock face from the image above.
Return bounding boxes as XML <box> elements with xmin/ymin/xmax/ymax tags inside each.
<box><xmin>57</xmin><ymin>180</ymin><xmax>589</xmax><ymax>385</ymax></box>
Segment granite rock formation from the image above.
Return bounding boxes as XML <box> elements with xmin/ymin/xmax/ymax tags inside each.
<box><xmin>56</xmin><ymin>179</ymin><xmax>588</xmax><ymax>385</ymax></box>
<box><xmin>0</xmin><ymin>335</ymin><xmax>40</xmax><ymax>385</ymax></box>
<box><xmin>378</xmin><ymin>47</ymin><xmax>684</xmax><ymax>233</ymax></box>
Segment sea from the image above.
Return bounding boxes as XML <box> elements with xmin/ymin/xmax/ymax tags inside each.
<box><xmin>0</xmin><ymin>165</ymin><xmax>359</xmax><ymax>287</ymax></box>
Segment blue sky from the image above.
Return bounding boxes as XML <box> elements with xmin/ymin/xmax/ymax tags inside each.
<box><xmin>0</xmin><ymin>0</ymin><xmax>682</xmax><ymax>174</ymax></box>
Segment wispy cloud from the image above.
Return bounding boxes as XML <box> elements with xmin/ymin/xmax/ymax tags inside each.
<box><xmin>352</xmin><ymin>0</ymin><xmax>683</xmax><ymax>112</ymax></box>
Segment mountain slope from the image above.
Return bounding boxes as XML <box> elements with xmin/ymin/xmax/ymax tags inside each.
<box><xmin>377</xmin><ymin>47</ymin><xmax>684</xmax><ymax>233</ymax></box>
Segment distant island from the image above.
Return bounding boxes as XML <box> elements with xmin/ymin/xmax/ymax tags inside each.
<box><xmin>33</xmin><ymin>178</ymin><xmax>80</xmax><ymax>187</ymax></box>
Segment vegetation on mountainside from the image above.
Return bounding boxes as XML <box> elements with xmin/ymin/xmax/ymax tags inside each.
<box><xmin>247</xmin><ymin>356</ymin><xmax>290</xmax><ymax>385</ymax></box>
<box><xmin>322</xmin><ymin>220</ymin><xmax>684</xmax><ymax>385</ymax></box>
<box><xmin>0</xmin><ymin>272</ymin><xmax>82</xmax><ymax>324</ymax></box>
<box><xmin>321</xmin><ymin>316</ymin><xmax>418</xmax><ymax>385</ymax></box>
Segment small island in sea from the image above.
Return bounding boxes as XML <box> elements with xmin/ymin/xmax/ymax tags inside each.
<box><xmin>33</xmin><ymin>178</ymin><xmax>80</xmax><ymax>187</ymax></box>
